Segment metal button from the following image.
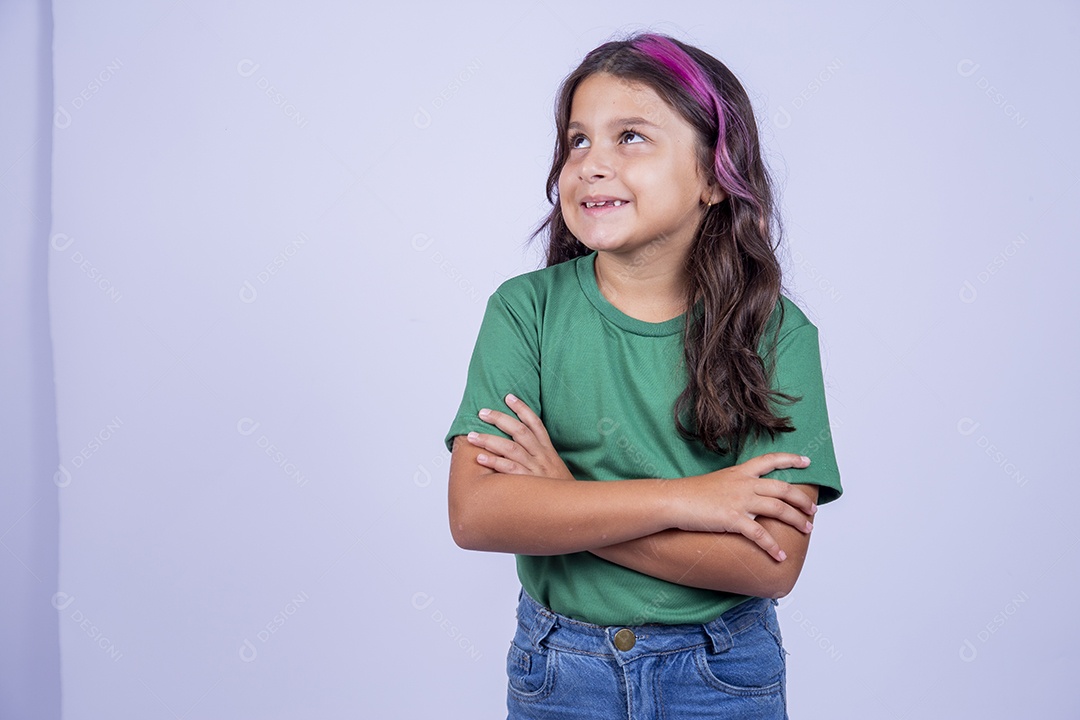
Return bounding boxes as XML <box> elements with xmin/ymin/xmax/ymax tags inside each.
<box><xmin>613</xmin><ymin>628</ymin><xmax>636</xmax><ymax>652</ymax></box>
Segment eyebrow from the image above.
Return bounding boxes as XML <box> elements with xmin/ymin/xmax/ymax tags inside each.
<box><xmin>566</xmin><ymin>117</ymin><xmax>663</xmax><ymax>132</ymax></box>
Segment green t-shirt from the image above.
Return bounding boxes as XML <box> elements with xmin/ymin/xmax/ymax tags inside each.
<box><xmin>444</xmin><ymin>250</ymin><xmax>842</xmax><ymax>625</ymax></box>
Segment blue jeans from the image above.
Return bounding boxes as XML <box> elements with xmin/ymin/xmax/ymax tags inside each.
<box><xmin>506</xmin><ymin>587</ymin><xmax>788</xmax><ymax>719</ymax></box>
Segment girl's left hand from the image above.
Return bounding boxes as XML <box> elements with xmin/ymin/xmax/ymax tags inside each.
<box><xmin>466</xmin><ymin>393</ymin><xmax>575</xmax><ymax>481</ymax></box>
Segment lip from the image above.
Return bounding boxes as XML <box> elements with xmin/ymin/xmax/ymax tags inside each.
<box><xmin>579</xmin><ymin>195</ymin><xmax>631</xmax><ymax>216</ymax></box>
<box><xmin>579</xmin><ymin>195</ymin><xmax>630</xmax><ymax>205</ymax></box>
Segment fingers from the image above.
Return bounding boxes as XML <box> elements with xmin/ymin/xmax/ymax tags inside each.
<box><xmin>740</xmin><ymin>452</ymin><xmax>811</xmax><ymax>478</ymax></box>
<box><xmin>475</xmin><ymin>394</ymin><xmax>546</xmax><ymax>451</ymax></box>
<box><xmin>476</xmin><ymin>407</ymin><xmax>527</xmax><ymax>439</ymax></box>
<box><xmin>729</xmin><ymin>515</ymin><xmax>787</xmax><ymax>562</ymax></box>
<box><xmin>466</xmin><ymin>431</ymin><xmax>529</xmax><ymax>468</ymax></box>
<box><xmin>504</xmin><ymin>394</ymin><xmax>553</xmax><ymax>443</ymax></box>
<box><xmin>751</xmin><ymin>495</ymin><xmax>814</xmax><ymax>534</ymax></box>
<box><xmin>473</xmin><ymin>449</ymin><xmax>526</xmax><ymax>475</ymax></box>
<box><xmin>755</xmin><ymin>478</ymin><xmax>818</xmax><ymax>517</ymax></box>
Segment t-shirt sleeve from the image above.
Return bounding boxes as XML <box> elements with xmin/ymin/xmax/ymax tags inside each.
<box><xmin>735</xmin><ymin>320</ymin><xmax>843</xmax><ymax>505</ymax></box>
<box><xmin>443</xmin><ymin>289</ymin><xmax>542</xmax><ymax>453</ymax></box>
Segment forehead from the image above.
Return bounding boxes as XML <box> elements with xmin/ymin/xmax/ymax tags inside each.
<box><xmin>568</xmin><ymin>72</ymin><xmax>678</xmax><ymax>127</ymax></box>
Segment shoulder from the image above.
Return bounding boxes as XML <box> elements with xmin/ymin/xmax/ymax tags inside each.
<box><xmin>756</xmin><ymin>295</ymin><xmax>820</xmax><ymax>362</ymax></box>
<box><xmin>765</xmin><ymin>294</ymin><xmax>815</xmax><ymax>339</ymax></box>
<box><xmin>488</xmin><ymin>256</ymin><xmax>582</xmax><ymax>310</ymax></box>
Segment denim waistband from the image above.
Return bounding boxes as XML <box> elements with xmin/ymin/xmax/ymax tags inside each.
<box><xmin>515</xmin><ymin>586</ymin><xmax>775</xmax><ymax>665</ymax></box>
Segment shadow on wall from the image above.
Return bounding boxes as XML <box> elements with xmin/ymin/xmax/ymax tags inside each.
<box><xmin>0</xmin><ymin>0</ymin><xmax>62</xmax><ymax>717</ymax></box>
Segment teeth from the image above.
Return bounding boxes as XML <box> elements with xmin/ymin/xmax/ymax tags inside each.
<box><xmin>585</xmin><ymin>200</ymin><xmax>625</xmax><ymax>208</ymax></box>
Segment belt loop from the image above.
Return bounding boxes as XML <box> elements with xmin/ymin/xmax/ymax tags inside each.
<box><xmin>529</xmin><ymin>609</ymin><xmax>557</xmax><ymax>651</ymax></box>
<box><xmin>519</xmin><ymin>588</ymin><xmax>558</xmax><ymax>651</ymax></box>
<box><xmin>703</xmin><ymin>614</ymin><xmax>733</xmax><ymax>654</ymax></box>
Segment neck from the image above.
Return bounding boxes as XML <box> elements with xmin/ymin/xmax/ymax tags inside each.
<box><xmin>593</xmin><ymin>243</ymin><xmax>692</xmax><ymax>319</ymax></box>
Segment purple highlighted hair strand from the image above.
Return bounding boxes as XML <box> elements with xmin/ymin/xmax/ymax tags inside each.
<box><xmin>630</xmin><ymin>34</ymin><xmax>758</xmax><ymax>209</ymax></box>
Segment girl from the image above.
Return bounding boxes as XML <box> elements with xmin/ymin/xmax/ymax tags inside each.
<box><xmin>444</xmin><ymin>31</ymin><xmax>842</xmax><ymax>719</ymax></box>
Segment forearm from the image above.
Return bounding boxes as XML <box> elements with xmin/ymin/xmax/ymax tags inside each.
<box><xmin>589</xmin><ymin>527</ymin><xmax>798</xmax><ymax>597</ymax></box>
<box><xmin>450</xmin><ymin>470</ymin><xmax>679</xmax><ymax>555</ymax></box>
<box><xmin>450</xmin><ymin>429</ymin><xmax>818</xmax><ymax>567</ymax></box>
<box><xmin>589</xmin><ymin>486</ymin><xmax>819</xmax><ymax>597</ymax></box>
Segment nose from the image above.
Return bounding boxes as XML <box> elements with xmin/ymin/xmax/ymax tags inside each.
<box><xmin>578</xmin><ymin>143</ymin><xmax>614</xmax><ymax>182</ymax></box>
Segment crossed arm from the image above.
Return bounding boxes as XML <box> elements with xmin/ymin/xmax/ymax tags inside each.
<box><xmin>447</xmin><ymin>395</ymin><xmax>820</xmax><ymax>599</ymax></box>
<box><xmin>586</xmin><ymin>487</ymin><xmax>817</xmax><ymax>598</ymax></box>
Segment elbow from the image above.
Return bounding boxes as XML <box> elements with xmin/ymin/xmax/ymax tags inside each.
<box><xmin>448</xmin><ymin>500</ymin><xmax>488</xmax><ymax>551</ymax></box>
<box><xmin>763</xmin><ymin>564</ymin><xmax>803</xmax><ymax>599</ymax></box>
<box><xmin>447</xmin><ymin>439</ymin><xmax>499</xmax><ymax>551</ymax></box>
<box><xmin>448</xmin><ymin>508</ymin><xmax>476</xmax><ymax>550</ymax></box>
<box><xmin>767</xmin><ymin>579</ymin><xmax>795</xmax><ymax>600</ymax></box>
<box><xmin>450</xmin><ymin>522</ymin><xmax>483</xmax><ymax>551</ymax></box>
<box><xmin>735</xmin><ymin>552</ymin><xmax>803</xmax><ymax>599</ymax></box>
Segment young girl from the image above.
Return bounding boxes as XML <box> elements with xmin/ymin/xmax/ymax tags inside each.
<box><xmin>444</xmin><ymin>31</ymin><xmax>842</xmax><ymax>719</ymax></box>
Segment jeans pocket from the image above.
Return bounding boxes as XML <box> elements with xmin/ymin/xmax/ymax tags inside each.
<box><xmin>506</xmin><ymin>641</ymin><xmax>554</xmax><ymax>699</ymax></box>
<box><xmin>694</xmin><ymin>611</ymin><xmax>785</xmax><ymax>697</ymax></box>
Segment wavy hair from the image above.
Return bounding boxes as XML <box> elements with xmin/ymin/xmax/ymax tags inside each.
<box><xmin>528</xmin><ymin>32</ymin><xmax>797</xmax><ymax>454</ymax></box>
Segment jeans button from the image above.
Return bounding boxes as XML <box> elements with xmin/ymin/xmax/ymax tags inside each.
<box><xmin>613</xmin><ymin>628</ymin><xmax>636</xmax><ymax>651</ymax></box>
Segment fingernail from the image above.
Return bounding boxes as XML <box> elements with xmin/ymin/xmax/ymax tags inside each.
<box><xmin>801</xmin><ymin>456</ymin><xmax>811</xmax><ymax>464</ymax></box>
<box><xmin>810</xmin><ymin>503</ymin><xmax>818</xmax><ymax>514</ymax></box>
<box><xmin>478</xmin><ymin>408</ymin><xmax>490</xmax><ymax>417</ymax></box>
<box><xmin>778</xmin><ymin>550</ymin><xmax>787</xmax><ymax>562</ymax></box>
<box><xmin>506</xmin><ymin>393</ymin><xmax>518</xmax><ymax>404</ymax></box>
<box><xmin>477</xmin><ymin>453</ymin><xmax>487</xmax><ymax>462</ymax></box>
<box><xmin>467</xmin><ymin>432</ymin><xmax>478</xmax><ymax>440</ymax></box>
<box><xmin>805</xmin><ymin>521</ymin><xmax>814</xmax><ymax>532</ymax></box>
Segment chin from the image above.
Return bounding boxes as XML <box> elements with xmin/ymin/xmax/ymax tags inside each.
<box><xmin>571</xmin><ymin>236</ymin><xmax>619</xmax><ymax>253</ymax></box>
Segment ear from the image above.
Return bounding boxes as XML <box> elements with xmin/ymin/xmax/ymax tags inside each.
<box><xmin>701</xmin><ymin>184</ymin><xmax>727</xmax><ymax>206</ymax></box>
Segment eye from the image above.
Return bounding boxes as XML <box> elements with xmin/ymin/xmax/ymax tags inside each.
<box><xmin>567</xmin><ymin>129</ymin><xmax>645</xmax><ymax>149</ymax></box>
<box><xmin>568</xmin><ymin>133</ymin><xmax>590</xmax><ymax>149</ymax></box>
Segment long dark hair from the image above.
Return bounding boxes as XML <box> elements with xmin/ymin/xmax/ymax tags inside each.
<box><xmin>528</xmin><ymin>32</ymin><xmax>797</xmax><ymax>455</ymax></box>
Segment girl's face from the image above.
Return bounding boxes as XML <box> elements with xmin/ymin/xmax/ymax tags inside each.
<box><xmin>558</xmin><ymin>72</ymin><xmax>722</xmax><ymax>261</ymax></box>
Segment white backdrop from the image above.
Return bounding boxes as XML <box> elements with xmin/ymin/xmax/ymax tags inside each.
<box><xmin>4</xmin><ymin>0</ymin><xmax>1078</xmax><ymax>717</ymax></box>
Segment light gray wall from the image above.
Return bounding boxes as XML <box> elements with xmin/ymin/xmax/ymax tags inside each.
<box><xmin>4</xmin><ymin>1</ymin><xmax>1078</xmax><ymax>717</ymax></box>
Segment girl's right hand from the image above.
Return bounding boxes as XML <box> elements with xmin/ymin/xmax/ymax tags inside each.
<box><xmin>669</xmin><ymin>453</ymin><xmax>818</xmax><ymax>562</ymax></box>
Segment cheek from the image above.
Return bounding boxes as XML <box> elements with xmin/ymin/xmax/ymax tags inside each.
<box><xmin>557</xmin><ymin>170</ymin><xmax>573</xmax><ymax>213</ymax></box>
<box><xmin>656</xmin><ymin>160</ymin><xmax>703</xmax><ymax>206</ymax></box>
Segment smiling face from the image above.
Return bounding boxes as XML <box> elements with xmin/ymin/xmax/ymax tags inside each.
<box><xmin>557</xmin><ymin>72</ymin><xmax>723</xmax><ymax>262</ymax></box>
